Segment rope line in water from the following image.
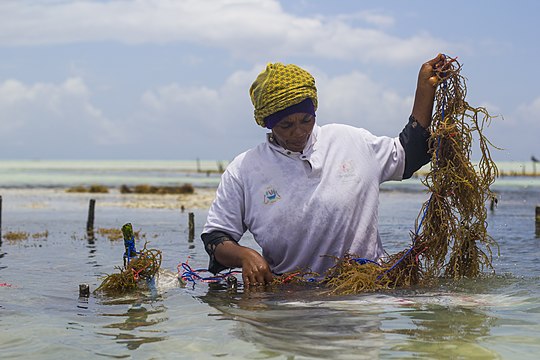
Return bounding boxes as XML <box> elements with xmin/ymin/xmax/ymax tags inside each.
<box><xmin>352</xmin><ymin>258</ymin><xmax>380</xmax><ymax>266</ymax></box>
<box><xmin>178</xmin><ymin>262</ymin><xmax>241</xmax><ymax>284</ymax></box>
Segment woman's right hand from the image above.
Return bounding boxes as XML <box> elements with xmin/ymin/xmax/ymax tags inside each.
<box><xmin>238</xmin><ymin>247</ymin><xmax>273</xmax><ymax>287</ymax></box>
<box><xmin>213</xmin><ymin>240</ymin><xmax>273</xmax><ymax>287</ymax></box>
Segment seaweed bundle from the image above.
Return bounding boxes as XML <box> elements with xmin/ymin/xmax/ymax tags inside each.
<box><xmin>415</xmin><ymin>56</ymin><xmax>498</xmax><ymax>279</ymax></box>
<box><xmin>321</xmin><ymin>56</ymin><xmax>499</xmax><ymax>294</ymax></box>
<box><xmin>95</xmin><ymin>242</ymin><xmax>162</xmax><ymax>296</ymax></box>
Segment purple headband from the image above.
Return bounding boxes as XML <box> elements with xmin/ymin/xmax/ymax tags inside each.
<box><xmin>264</xmin><ymin>98</ymin><xmax>316</xmax><ymax>129</ymax></box>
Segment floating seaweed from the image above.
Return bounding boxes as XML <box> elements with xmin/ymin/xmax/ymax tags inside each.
<box><xmin>96</xmin><ymin>227</ymin><xmax>144</xmax><ymax>241</ymax></box>
<box><xmin>120</xmin><ymin>184</ymin><xmax>195</xmax><ymax>194</ymax></box>
<box><xmin>271</xmin><ymin>270</ymin><xmax>320</xmax><ymax>286</ymax></box>
<box><xmin>2</xmin><ymin>231</ymin><xmax>30</xmax><ymax>241</ymax></box>
<box><xmin>31</xmin><ymin>231</ymin><xmax>49</xmax><ymax>239</ymax></box>
<box><xmin>322</xmin><ymin>55</ymin><xmax>499</xmax><ymax>294</ymax></box>
<box><xmin>66</xmin><ymin>184</ymin><xmax>109</xmax><ymax>193</ymax></box>
<box><xmin>3</xmin><ymin>230</ymin><xmax>49</xmax><ymax>242</ymax></box>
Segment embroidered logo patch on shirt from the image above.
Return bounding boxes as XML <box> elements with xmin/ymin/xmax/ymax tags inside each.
<box><xmin>337</xmin><ymin>160</ymin><xmax>357</xmax><ymax>180</ymax></box>
<box><xmin>263</xmin><ymin>187</ymin><xmax>281</xmax><ymax>204</ymax></box>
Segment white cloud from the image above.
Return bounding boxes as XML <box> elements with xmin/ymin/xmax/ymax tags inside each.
<box><xmin>463</xmin><ymin>96</ymin><xmax>538</xmax><ymax>162</ymax></box>
<box><xmin>316</xmin><ymin>70</ymin><xmax>412</xmax><ymax>135</ymax></box>
<box><xmin>516</xmin><ymin>96</ymin><xmax>540</xmax><ymax>124</ymax></box>
<box><xmin>138</xmin><ymin>65</ymin><xmax>259</xmax><ymax>145</ymax></box>
<box><xmin>0</xmin><ymin>0</ymin><xmax>451</xmax><ymax>64</ymax></box>
<box><xmin>142</xmin><ymin>85</ymin><xmax>220</xmax><ymax>114</ymax></box>
<box><xmin>0</xmin><ymin>64</ymin><xmax>528</xmax><ymax>161</ymax></box>
<box><xmin>137</xmin><ymin>64</ymin><xmax>414</xmax><ymax>155</ymax></box>
<box><xmin>334</xmin><ymin>10</ymin><xmax>396</xmax><ymax>28</ymax></box>
<box><xmin>0</xmin><ymin>62</ymin><xmax>418</xmax><ymax>158</ymax></box>
<box><xmin>0</xmin><ymin>77</ymin><xmax>125</xmax><ymax>152</ymax></box>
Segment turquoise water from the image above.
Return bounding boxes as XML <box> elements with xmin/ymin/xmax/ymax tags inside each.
<box><xmin>0</xmin><ymin>160</ymin><xmax>228</xmax><ymax>188</ymax></box>
<box><xmin>1</xmin><ymin>159</ymin><xmax>538</xmax><ymax>189</ymax></box>
<box><xmin>1</xmin><ymin>161</ymin><xmax>540</xmax><ymax>359</ymax></box>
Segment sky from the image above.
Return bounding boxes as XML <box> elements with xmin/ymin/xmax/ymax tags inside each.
<box><xmin>0</xmin><ymin>0</ymin><xmax>538</xmax><ymax>162</ymax></box>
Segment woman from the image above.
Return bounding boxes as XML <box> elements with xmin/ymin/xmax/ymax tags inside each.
<box><xmin>202</xmin><ymin>54</ymin><xmax>448</xmax><ymax>287</ymax></box>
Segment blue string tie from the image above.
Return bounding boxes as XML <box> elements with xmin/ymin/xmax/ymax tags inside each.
<box><xmin>123</xmin><ymin>236</ymin><xmax>138</xmax><ymax>266</ymax></box>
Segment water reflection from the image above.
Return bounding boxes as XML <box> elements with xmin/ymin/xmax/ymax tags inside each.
<box><xmin>98</xmin><ymin>302</ymin><xmax>168</xmax><ymax>350</ymax></box>
<box><xmin>77</xmin><ymin>294</ymin><xmax>89</xmax><ymax>311</ymax></box>
<box><xmin>86</xmin><ymin>235</ymin><xmax>98</xmax><ymax>267</ymax></box>
<box><xmin>199</xmin><ymin>285</ymin><xmax>385</xmax><ymax>359</ymax></box>
<box><xmin>199</xmin><ymin>284</ymin><xmax>503</xmax><ymax>359</ymax></box>
<box><xmin>0</xmin><ymin>249</ymin><xmax>7</xmax><ymax>271</ymax></box>
<box><xmin>385</xmin><ymin>303</ymin><xmax>498</xmax><ymax>358</ymax></box>
<box><xmin>105</xmin><ymin>331</ymin><xmax>164</xmax><ymax>351</ymax></box>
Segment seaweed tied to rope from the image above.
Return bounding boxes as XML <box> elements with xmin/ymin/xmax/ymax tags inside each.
<box><xmin>322</xmin><ymin>55</ymin><xmax>499</xmax><ymax>294</ymax></box>
<box><xmin>416</xmin><ymin>56</ymin><xmax>499</xmax><ymax>279</ymax></box>
<box><xmin>95</xmin><ymin>242</ymin><xmax>162</xmax><ymax>296</ymax></box>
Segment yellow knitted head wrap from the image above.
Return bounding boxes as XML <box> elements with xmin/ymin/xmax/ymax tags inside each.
<box><xmin>249</xmin><ymin>63</ymin><xmax>318</xmax><ymax>127</ymax></box>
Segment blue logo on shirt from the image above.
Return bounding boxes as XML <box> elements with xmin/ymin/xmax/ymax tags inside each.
<box><xmin>263</xmin><ymin>187</ymin><xmax>281</xmax><ymax>204</ymax></box>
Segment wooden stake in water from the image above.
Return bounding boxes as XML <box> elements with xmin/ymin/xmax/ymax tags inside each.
<box><xmin>536</xmin><ymin>206</ymin><xmax>540</xmax><ymax>237</ymax></box>
<box><xmin>490</xmin><ymin>195</ymin><xmax>498</xmax><ymax>212</ymax></box>
<box><xmin>79</xmin><ymin>283</ymin><xmax>90</xmax><ymax>297</ymax></box>
<box><xmin>0</xmin><ymin>195</ymin><xmax>2</xmax><ymax>244</ymax></box>
<box><xmin>188</xmin><ymin>212</ymin><xmax>195</xmax><ymax>241</ymax></box>
<box><xmin>87</xmin><ymin>199</ymin><xmax>96</xmax><ymax>235</ymax></box>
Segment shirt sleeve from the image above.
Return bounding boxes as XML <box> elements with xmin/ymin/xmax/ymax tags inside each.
<box><xmin>202</xmin><ymin>167</ymin><xmax>247</xmax><ymax>242</ymax></box>
<box><xmin>361</xmin><ymin>128</ymin><xmax>406</xmax><ymax>183</ymax></box>
<box><xmin>201</xmin><ymin>166</ymin><xmax>247</xmax><ymax>273</ymax></box>
<box><xmin>398</xmin><ymin>115</ymin><xmax>431</xmax><ymax>179</ymax></box>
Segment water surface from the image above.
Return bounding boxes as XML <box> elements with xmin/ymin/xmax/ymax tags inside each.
<box><xmin>1</xmin><ymin>161</ymin><xmax>539</xmax><ymax>359</ymax></box>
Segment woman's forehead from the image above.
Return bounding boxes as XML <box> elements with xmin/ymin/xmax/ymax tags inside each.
<box><xmin>281</xmin><ymin>112</ymin><xmax>314</xmax><ymax>122</ymax></box>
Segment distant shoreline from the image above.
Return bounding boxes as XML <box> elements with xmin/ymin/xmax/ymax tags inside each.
<box><xmin>0</xmin><ymin>186</ymin><xmax>218</xmax><ymax>211</ymax></box>
<box><xmin>413</xmin><ymin>170</ymin><xmax>540</xmax><ymax>178</ymax></box>
<box><xmin>1</xmin><ymin>158</ymin><xmax>539</xmax><ymax>194</ymax></box>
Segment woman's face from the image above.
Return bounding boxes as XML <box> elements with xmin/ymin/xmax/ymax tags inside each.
<box><xmin>271</xmin><ymin>113</ymin><xmax>315</xmax><ymax>152</ymax></box>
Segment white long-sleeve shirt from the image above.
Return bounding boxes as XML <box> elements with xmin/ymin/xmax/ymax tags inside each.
<box><xmin>203</xmin><ymin>123</ymin><xmax>406</xmax><ymax>275</ymax></box>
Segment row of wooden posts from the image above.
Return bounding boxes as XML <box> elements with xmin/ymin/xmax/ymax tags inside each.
<box><xmin>1</xmin><ymin>196</ymin><xmax>540</xmax><ymax>241</ymax></box>
<box><xmin>0</xmin><ymin>196</ymin><xmax>196</xmax><ymax>244</ymax></box>
<box><xmin>85</xmin><ymin>198</ymin><xmax>196</xmax><ymax>240</ymax></box>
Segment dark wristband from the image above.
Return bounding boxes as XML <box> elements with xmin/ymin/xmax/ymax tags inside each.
<box><xmin>399</xmin><ymin>115</ymin><xmax>431</xmax><ymax>179</ymax></box>
<box><xmin>201</xmin><ymin>231</ymin><xmax>238</xmax><ymax>274</ymax></box>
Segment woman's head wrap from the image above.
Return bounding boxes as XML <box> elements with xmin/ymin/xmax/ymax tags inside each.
<box><xmin>263</xmin><ymin>98</ymin><xmax>315</xmax><ymax>129</ymax></box>
<box><xmin>249</xmin><ymin>63</ymin><xmax>318</xmax><ymax>128</ymax></box>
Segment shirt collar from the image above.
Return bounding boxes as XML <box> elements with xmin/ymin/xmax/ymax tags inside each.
<box><xmin>266</xmin><ymin>125</ymin><xmax>320</xmax><ymax>158</ymax></box>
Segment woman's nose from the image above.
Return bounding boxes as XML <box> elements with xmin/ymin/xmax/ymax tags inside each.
<box><xmin>292</xmin><ymin>124</ymin><xmax>305</xmax><ymax>136</ymax></box>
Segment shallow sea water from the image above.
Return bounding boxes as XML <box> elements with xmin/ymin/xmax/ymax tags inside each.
<box><xmin>1</xmin><ymin>178</ymin><xmax>540</xmax><ymax>359</ymax></box>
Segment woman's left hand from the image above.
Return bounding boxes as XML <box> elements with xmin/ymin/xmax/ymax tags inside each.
<box><xmin>411</xmin><ymin>53</ymin><xmax>453</xmax><ymax>128</ymax></box>
<box><xmin>419</xmin><ymin>53</ymin><xmax>452</xmax><ymax>89</ymax></box>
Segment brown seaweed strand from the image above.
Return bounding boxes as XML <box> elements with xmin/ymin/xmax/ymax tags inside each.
<box><xmin>417</xmin><ymin>57</ymin><xmax>498</xmax><ymax>279</ymax></box>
